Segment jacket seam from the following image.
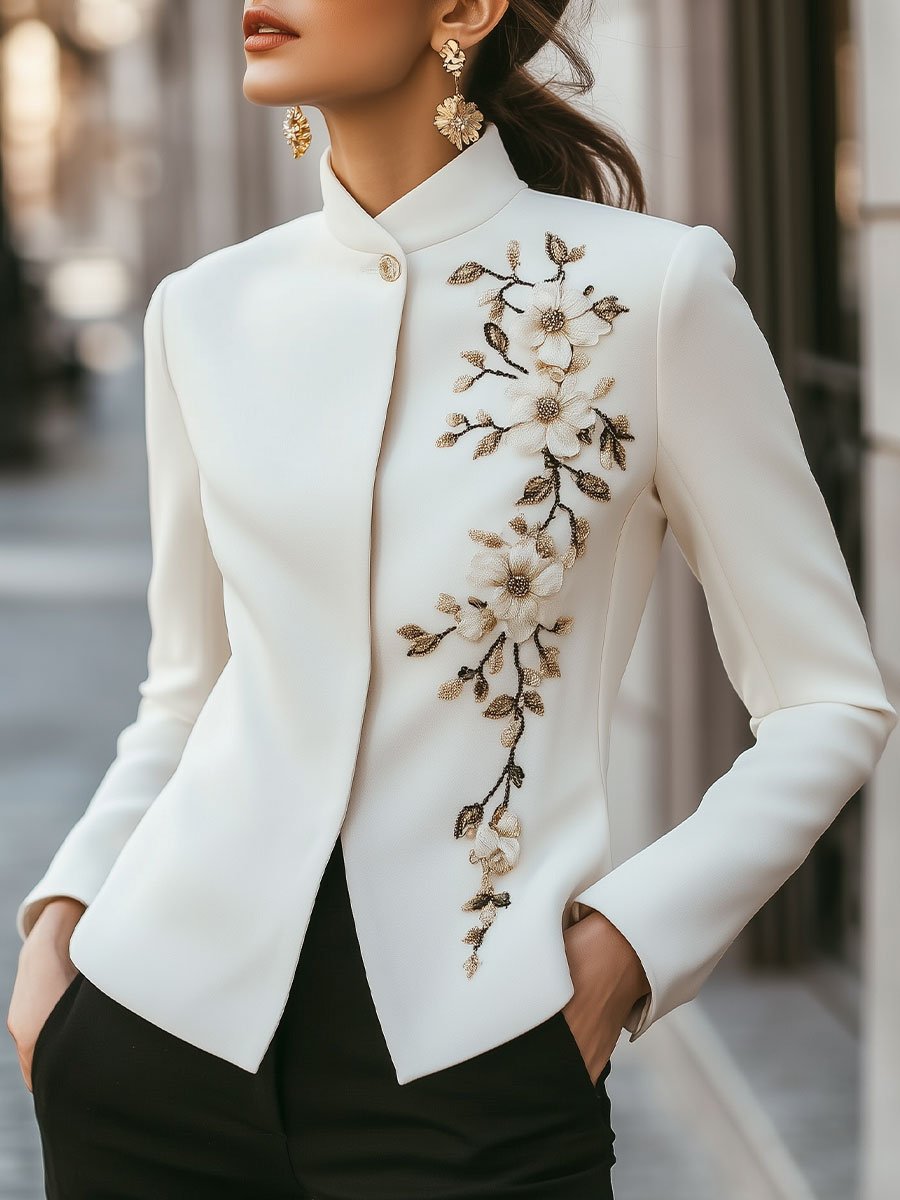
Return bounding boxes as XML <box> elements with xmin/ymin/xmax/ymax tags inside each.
<box><xmin>653</xmin><ymin>224</ymin><xmax>696</xmax><ymax>488</ymax></box>
<box><xmin>657</xmin><ymin>440</ymin><xmax>781</xmax><ymax>711</ymax></box>
<box><xmin>593</xmin><ymin>478</ymin><xmax>654</xmax><ymax>763</ymax></box>
<box><xmin>653</xmin><ymin>226</ymin><xmax>781</xmax><ymax>714</ymax></box>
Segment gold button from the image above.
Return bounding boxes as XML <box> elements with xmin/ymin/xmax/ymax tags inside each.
<box><xmin>378</xmin><ymin>253</ymin><xmax>402</xmax><ymax>282</ymax></box>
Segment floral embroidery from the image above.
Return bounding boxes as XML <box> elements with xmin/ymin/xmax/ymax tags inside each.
<box><xmin>397</xmin><ymin>231</ymin><xmax>634</xmax><ymax>979</ymax></box>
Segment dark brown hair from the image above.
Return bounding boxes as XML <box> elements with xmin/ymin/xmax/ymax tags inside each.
<box><xmin>468</xmin><ymin>0</ymin><xmax>646</xmax><ymax>212</ymax></box>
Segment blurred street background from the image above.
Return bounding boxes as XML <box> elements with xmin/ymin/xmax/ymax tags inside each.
<box><xmin>1</xmin><ymin>1</ymin><xmax>898</xmax><ymax>1198</ymax></box>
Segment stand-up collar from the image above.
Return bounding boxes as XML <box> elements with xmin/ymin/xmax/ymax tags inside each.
<box><xmin>319</xmin><ymin>120</ymin><xmax>529</xmax><ymax>256</ymax></box>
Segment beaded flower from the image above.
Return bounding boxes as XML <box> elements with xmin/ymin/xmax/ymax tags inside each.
<box><xmin>397</xmin><ymin>230</ymin><xmax>633</xmax><ymax>978</ymax></box>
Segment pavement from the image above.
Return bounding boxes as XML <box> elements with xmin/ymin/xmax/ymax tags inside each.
<box><xmin>0</xmin><ymin>352</ymin><xmax>731</xmax><ymax>1198</ymax></box>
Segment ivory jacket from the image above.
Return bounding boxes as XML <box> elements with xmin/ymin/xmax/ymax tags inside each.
<box><xmin>17</xmin><ymin>120</ymin><xmax>898</xmax><ymax>1086</ymax></box>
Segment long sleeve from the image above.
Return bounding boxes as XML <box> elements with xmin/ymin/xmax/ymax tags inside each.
<box><xmin>571</xmin><ymin>223</ymin><xmax>898</xmax><ymax>1041</ymax></box>
<box><xmin>16</xmin><ymin>272</ymin><xmax>232</xmax><ymax>942</ymax></box>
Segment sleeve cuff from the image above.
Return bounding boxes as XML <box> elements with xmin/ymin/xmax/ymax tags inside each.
<box><xmin>571</xmin><ymin>887</ymin><xmax>660</xmax><ymax>1042</ymax></box>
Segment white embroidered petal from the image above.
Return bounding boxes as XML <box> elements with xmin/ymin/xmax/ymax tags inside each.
<box><xmin>496</xmin><ymin>835</ymin><xmax>520</xmax><ymax>869</ymax></box>
<box><xmin>510</xmin><ymin>310</ymin><xmax>548</xmax><ymax>352</ymax></box>
<box><xmin>473</xmin><ymin>823</ymin><xmax>500</xmax><ymax>859</ymax></box>
<box><xmin>505</xmin><ymin>421</ymin><xmax>549</xmax><ymax>455</ymax></box>
<box><xmin>505</xmin><ymin>609</ymin><xmax>540</xmax><ymax>643</ymax></box>
<box><xmin>507</xmin><ymin>544</ymin><xmax>540</xmax><ymax>576</ymax></box>
<box><xmin>456</xmin><ymin>608</ymin><xmax>489</xmax><ymax>641</ymax></box>
<box><xmin>546</xmin><ymin>420</ymin><xmax>582</xmax><ymax>459</ymax></box>
<box><xmin>564</xmin><ymin>310</ymin><xmax>604</xmax><ymax>346</ymax></box>
<box><xmin>529</xmin><ymin>558</ymin><xmax>565</xmax><ymax>597</ymax></box>
<box><xmin>506</xmin><ymin>391</ymin><xmax>542</xmax><ymax>424</ymax></box>
<box><xmin>530</xmin><ymin>280</ymin><xmax>560</xmax><ymax>311</ymax></box>
<box><xmin>466</xmin><ymin>548</ymin><xmax>509</xmax><ymax>589</ymax></box>
<box><xmin>559</xmin><ymin>396</ymin><xmax>596</xmax><ymax>430</ymax></box>
<box><xmin>538</xmin><ymin>331</ymin><xmax>573</xmax><ymax>370</ymax></box>
<box><xmin>557</xmin><ymin>287</ymin><xmax>593</xmax><ymax>319</ymax></box>
<box><xmin>495</xmin><ymin>809</ymin><xmax>521</xmax><ymax>837</ymax></box>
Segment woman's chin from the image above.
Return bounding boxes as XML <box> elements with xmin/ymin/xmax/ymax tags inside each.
<box><xmin>242</xmin><ymin>73</ymin><xmax>303</xmax><ymax>107</ymax></box>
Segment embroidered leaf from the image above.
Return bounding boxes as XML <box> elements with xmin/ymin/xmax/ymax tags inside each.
<box><xmin>545</xmin><ymin>231</ymin><xmax>569</xmax><ymax>265</ymax></box>
<box><xmin>593</xmin><ymin>376</ymin><xmax>616</xmax><ymax>401</ymax></box>
<box><xmin>484</xmin><ymin>322</ymin><xmax>509</xmax><ymax>355</ymax></box>
<box><xmin>597</xmin><ymin>412</ymin><xmax>635</xmax><ymax>472</ymax></box>
<box><xmin>575</xmin><ymin>470</ymin><xmax>612</xmax><ymax>502</ymax></box>
<box><xmin>484</xmin><ymin>694</ymin><xmax>516</xmax><ymax>718</ymax></box>
<box><xmin>436</xmin><ymin>431</ymin><xmax>459</xmax><ymax>447</ymax></box>
<box><xmin>539</xmin><ymin>644</ymin><xmax>561</xmax><ymax>678</ymax></box>
<box><xmin>463</xmin><ymin>892</ymin><xmax>497</xmax><ymax>911</ymax></box>
<box><xmin>469</xmin><ymin>528</ymin><xmax>506</xmax><ymax>547</ymax></box>
<box><xmin>509</xmin><ymin>763</ymin><xmax>525</xmax><ymax>787</ymax></box>
<box><xmin>453</xmin><ymin>375</ymin><xmax>475</xmax><ymax>392</ymax></box>
<box><xmin>461</xmin><ymin>350</ymin><xmax>486</xmax><ymax>369</ymax></box>
<box><xmin>517</xmin><ymin>475</ymin><xmax>554</xmax><ymax>505</ymax></box>
<box><xmin>487</xmin><ymin>641</ymin><xmax>504</xmax><ymax>674</ymax></box>
<box><xmin>593</xmin><ymin>295</ymin><xmax>629</xmax><ymax>324</ymax></box>
<box><xmin>409</xmin><ymin>634</ymin><xmax>443</xmax><ymax>656</ymax></box>
<box><xmin>438</xmin><ymin>677</ymin><xmax>465</xmax><ymax>700</ymax></box>
<box><xmin>562</xmin><ymin>544</ymin><xmax>578</xmax><ymax>568</ymax></box>
<box><xmin>449</xmin><ymin>262</ymin><xmax>486</xmax><ymax>285</ymax></box>
<box><xmin>552</xmin><ymin>616</ymin><xmax>575</xmax><ymax>635</ymax></box>
<box><xmin>500</xmin><ymin>715</ymin><xmax>523</xmax><ymax>747</ymax></box>
<box><xmin>455</xmin><ymin>804</ymin><xmax>484</xmax><ymax>838</ymax></box>
<box><xmin>568</xmin><ymin>244</ymin><xmax>586</xmax><ymax>261</ymax></box>
<box><xmin>477</xmin><ymin>289</ymin><xmax>500</xmax><ymax>307</ymax></box>
<box><xmin>436</xmin><ymin>593</ymin><xmax>461</xmax><ymax>615</ymax></box>
<box><xmin>446</xmin><ymin>412</ymin><xmax>467</xmax><ymax>426</ymax></box>
<box><xmin>507</xmin><ymin>239</ymin><xmax>521</xmax><ymax>270</ymax></box>
<box><xmin>523</xmin><ymin>690</ymin><xmax>545</xmax><ymax>715</ymax></box>
<box><xmin>397</xmin><ymin>624</ymin><xmax>428</xmax><ymax>640</ymax></box>
<box><xmin>475</xmin><ymin>409</ymin><xmax>492</xmax><ymax>424</ymax></box>
<box><xmin>473</xmin><ymin>429</ymin><xmax>502</xmax><ymax>458</ymax></box>
<box><xmin>473</xmin><ymin>676</ymin><xmax>489</xmax><ymax>702</ymax></box>
<box><xmin>574</xmin><ymin>516</ymin><xmax>591</xmax><ymax>549</ymax></box>
<box><xmin>463</xmin><ymin>952</ymin><xmax>480</xmax><ymax>978</ymax></box>
<box><xmin>568</xmin><ymin>350</ymin><xmax>591</xmax><ymax>373</ymax></box>
<box><xmin>534</xmin><ymin>531</ymin><xmax>558</xmax><ymax>558</ymax></box>
<box><xmin>576</xmin><ymin>426</ymin><xmax>593</xmax><ymax>445</ymax></box>
<box><xmin>508</xmin><ymin>515</ymin><xmax>529</xmax><ymax>536</ymax></box>
<box><xmin>489</xmin><ymin>299</ymin><xmax>505</xmax><ymax>322</ymax></box>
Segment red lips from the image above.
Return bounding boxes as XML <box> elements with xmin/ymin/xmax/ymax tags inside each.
<box><xmin>243</xmin><ymin>6</ymin><xmax>299</xmax><ymax>40</ymax></box>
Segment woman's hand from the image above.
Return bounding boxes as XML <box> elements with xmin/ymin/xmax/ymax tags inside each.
<box><xmin>6</xmin><ymin>898</ymin><xmax>86</xmax><ymax>1093</ymax></box>
<box><xmin>561</xmin><ymin>906</ymin><xmax>650</xmax><ymax>1085</ymax></box>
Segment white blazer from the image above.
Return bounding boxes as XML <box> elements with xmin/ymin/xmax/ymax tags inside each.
<box><xmin>17</xmin><ymin>120</ymin><xmax>897</xmax><ymax>1086</ymax></box>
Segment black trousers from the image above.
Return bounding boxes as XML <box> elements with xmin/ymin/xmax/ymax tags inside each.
<box><xmin>32</xmin><ymin>834</ymin><xmax>617</xmax><ymax>1200</ymax></box>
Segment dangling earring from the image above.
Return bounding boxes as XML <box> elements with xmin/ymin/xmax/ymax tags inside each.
<box><xmin>283</xmin><ymin>105</ymin><xmax>312</xmax><ymax>159</ymax></box>
<box><xmin>434</xmin><ymin>38</ymin><xmax>484</xmax><ymax>151</ymax></box>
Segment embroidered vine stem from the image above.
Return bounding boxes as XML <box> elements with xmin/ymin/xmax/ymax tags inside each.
<box><xmin>397</xmin><ymin>228</ymin><xmax>634</xmax><ymax>979</ymax></box>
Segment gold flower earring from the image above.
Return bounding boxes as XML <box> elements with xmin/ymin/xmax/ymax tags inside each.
<box><xmin>434</xmin><ymin>38</ymin><xmax>484</xmax><ymax>151</ymax></box>
<box><xmin>283</xmin><ymin>104</ymin><xmax>312</xmax><ymax>159</ymax></box>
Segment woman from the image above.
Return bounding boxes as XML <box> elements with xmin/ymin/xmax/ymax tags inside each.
<box><xmin>7</xmin><ymin>1</ymin><xmax>897</xmax><ymax>1197</ymax></box>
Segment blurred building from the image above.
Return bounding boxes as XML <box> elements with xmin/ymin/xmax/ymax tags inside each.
<box><xmin>1</xmin><ymin>1</ymin><xmax>897</xmax><ymax>1196</ymax></box>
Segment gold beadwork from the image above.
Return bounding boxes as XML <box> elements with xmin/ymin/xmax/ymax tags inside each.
<box><xmin>396</xmin><ymin>229</ymin><xmax>633</xmax><ymax>978</ymax></box>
